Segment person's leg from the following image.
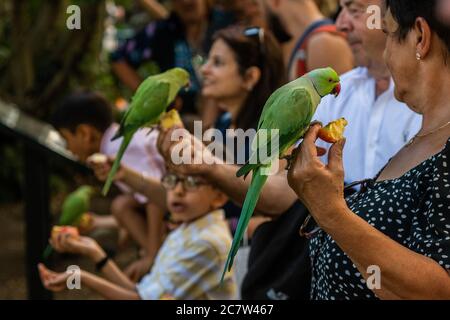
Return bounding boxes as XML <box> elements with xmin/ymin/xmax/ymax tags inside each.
<box><xmin>124</xmin><ymin>203</ymin><xmax>168</xmax><ymax>282</ymax></box>
<box><xmin>111</xmin><ymin>194</ymin><xmax>148</xmax><ymax>251</ymax></box>
<box><xmin>146</xmin><ymin>202</ymin><xmax>167</xmax><ymax>262</ymax></box>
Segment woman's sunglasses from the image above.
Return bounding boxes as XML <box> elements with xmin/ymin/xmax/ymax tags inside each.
<box><xmin>244</xmin><ymin>27</ymin><xmax>266</xmax><ymax>66</ymax></box>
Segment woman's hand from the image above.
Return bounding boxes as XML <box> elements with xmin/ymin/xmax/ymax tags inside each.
<box><xmin>157</xmin><ymin>126</ymin><xmax>222</xmax><ymax>177</ymax></box>
<box><xmin>287</xmin><ymin>124</ymin><xmax>348</xmax><ymax>228</ymax></box>
<box><xmin>50</xmin><ymin>234</ymin><xmax>106</xmax><ymax>262</ymax></box>
<box><xmin>38</xmin><ymin>263</ymin><xmax>70</xmax><ymax>292</ymax></box>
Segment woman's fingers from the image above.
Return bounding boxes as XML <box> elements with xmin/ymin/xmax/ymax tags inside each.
<box><xmin>327</xmin><ymin>138</ymin><xmax>346</xmax><ymax>174</ymax></box>
<box><xmin>301</xmin><ymin>124</ymin><xmax>322</xmax><ymax>160</ymax></box>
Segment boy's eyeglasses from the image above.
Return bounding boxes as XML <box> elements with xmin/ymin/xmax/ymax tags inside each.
<box><xmin>161</xmin><ymin>174</ymin><xmax>207</xmax><ymax>191</ymax></box>
<box><xmin>244</xmin><ymin>27</ymin><xmax>265</xmax><ymax>66</ymax></box>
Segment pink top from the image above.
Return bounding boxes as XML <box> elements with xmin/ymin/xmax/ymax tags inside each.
<box><xmin>100</xmin><ymin>124</ymin><xmax>166</xmax><ymax>204</ymax></box>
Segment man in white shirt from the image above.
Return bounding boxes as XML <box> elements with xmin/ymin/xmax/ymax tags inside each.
<box><xmin>314</xmin><ymin>0</ymin><xmax>422</xmax><ymax>185</ymax></box>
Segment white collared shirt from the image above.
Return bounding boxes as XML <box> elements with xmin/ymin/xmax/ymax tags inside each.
<box><xmin>314</xmin><ymin>67</ymin><xmax>423</xmax><ymax>184</ymax></box>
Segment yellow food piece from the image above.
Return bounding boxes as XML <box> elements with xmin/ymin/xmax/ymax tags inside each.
<box><xmin>88</xmin><ymin>153</ymin><xmax>108</xmax><ymax>164</ymax></box>
<box><xmin>77</xmin><ymin>213</ymin><xmax>94</xmax><ymax>231</ymax></box>
<box><xmin>318</xmin><ymin>118</ymin><xmax>348</xmax><ymax>143</ymax></box>
<box><xmin>160</xmin><ymin>109</ymin><xmax>183</xmax><ymax>130</ymax></box>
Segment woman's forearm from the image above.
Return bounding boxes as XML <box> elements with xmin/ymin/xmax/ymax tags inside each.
<box><xmin>81</xmin><ymin>270</ymin><xmax>140</xmax><ymax>300</ymax></box>
<box><xmin>320</xmin><ymin>207</ymin><xmax>450</xmax><ymax>299</ymax></box>
<box><xmin>111</xmin><ymin>62</ymin><xmax>141</xmax><ymax>92</ymax></box>
<box><xmin>206</xmin><ymin>163</ymin><xmax>297</xmax><ymax>215</ymax></box>
<box><xmin>139</xmin><ymin>0</ymin><xmax>169</xmax><ymax>20</ymax></box>
<box><xmin>119</xmin><ymin>166</ymin><xmax>167</xmax><ymax>210</ymax></box>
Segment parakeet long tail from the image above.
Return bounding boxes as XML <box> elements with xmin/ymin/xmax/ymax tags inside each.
<box><xmin>102</xmin><ymin>133</ymin><xmax>133</xmax><ymax>196</ymax></box>
<box><xmin>221</xmin><ymin>167</ymin><xmax>268</xmax><ymax>282</ymax></box>
<box><xmin>43</xmin><ymin>244</ymin><xmax>53</xmax><ymax>260</ymax></box>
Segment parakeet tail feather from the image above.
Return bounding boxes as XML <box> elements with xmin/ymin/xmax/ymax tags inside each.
<box><xmin>42</xmin><ymin>244</ymin><xmax>53</xmax><ymax>260</ymax></box>
<box><xmin>221</xmin><ymin>167</ymin><xmax>268</xmax><ymax>283</ymax></box>
<box><xmin>102</xmin><ymin>133</ymin><xmax>132</xmax><ymax>196</ymax></box>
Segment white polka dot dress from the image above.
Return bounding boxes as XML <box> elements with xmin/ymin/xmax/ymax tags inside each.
<box><xmin>310</xmin><ymin>138</ymin><xmax>450</xmax><ymax>300</ymax></box>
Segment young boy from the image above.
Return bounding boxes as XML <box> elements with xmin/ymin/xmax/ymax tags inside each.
<box><xmin>52</xmin><ymin>91</ymin><xmax>166</xmax><ymax>281</ymax></box>
<box><xmin>38</xmin><ymin>172</ymin><xmax>238</xmax><ymax>300</ymax></box>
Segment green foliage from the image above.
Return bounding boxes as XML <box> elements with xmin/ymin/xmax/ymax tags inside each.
<box><xmin>0</xmin><ymin>0</ymin><xmax>165</xmax><ymax>202</ymax></box>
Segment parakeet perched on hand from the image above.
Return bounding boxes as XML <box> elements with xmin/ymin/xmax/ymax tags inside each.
<box><xmin>43</xmin><ymin>185</ymin><xmax>94</xmax><ymax>259</ymax></box>
<box><xmin>102</xmin><ymin>67</ymin><xmax>190</xmax><ymax>195</ymax></box>
<box><xmin>221</xmin><ymin>67</ymin><xmax>341</xmax><ymax>279</ymax></box>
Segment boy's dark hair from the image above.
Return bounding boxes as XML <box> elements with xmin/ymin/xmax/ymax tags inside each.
<box><xmin>386</xmin><ymin>0</ymin><xmax>450</xmax><ymax>56</ymax></box>
<box><xmin>52</xmin><ymin>91</ymin><xmax>113</xmax><ymax>133</ymax></box>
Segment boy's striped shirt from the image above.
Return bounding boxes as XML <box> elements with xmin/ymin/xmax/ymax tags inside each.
<box><xmin>137</xmin><ymin>210</ymin><xmax>238</xmax><ymax>300</ymax></box>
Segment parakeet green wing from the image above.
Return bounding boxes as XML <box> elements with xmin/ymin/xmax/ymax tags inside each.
<box><xmin>103</xmin><ymin>81</ymin><xmax>170</xmax><ymax>195</ymax></box>
<box><xmin>43</xmin><ymin>186</ymin><xmax>93</xmax><ymax>259</ymax></box>
<box><xmin>223</xmin><ymin>68</ymin><xmax>340</xmax><ymax>280</ymax></box>
<box><xmin>237</xmin><ymin>85</ymin><xmax>316</xmax><ymax>178</ymax></box>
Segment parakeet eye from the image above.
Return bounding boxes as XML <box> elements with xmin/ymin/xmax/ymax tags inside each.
<box><xmin>328</xmin><ymin>78</ymin><xmax>332</xmax><ymax>82</ymax></box>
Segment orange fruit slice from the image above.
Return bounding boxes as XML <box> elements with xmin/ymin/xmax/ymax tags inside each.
<box><xmin>51</xmin><ymin>226</ymin><xmax>79</xmax><ymax>242</ymax></box>
<box><xmin>318</xmin><ymin>118</ymin><xmax>348</xmax><ymax>143</ymax></box>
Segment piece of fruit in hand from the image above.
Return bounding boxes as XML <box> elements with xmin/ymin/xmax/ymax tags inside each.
<box><xmin>318</xmin><ymin>118</ymin><xmax>348</xmax><ymax>143</ymax></box>
<box><xmin>87</xmin><ymin>153</ymin><xmax>108</xmax><ymax>164</ymax></box>
<box><xmin>160</xmin><ymin>109</ymin><xmax>183</xmax><ymax>130</ymax></box>
<box><xmin>51</xmin><ymin>226</ymin><xmax>79</xmax><ymax>243</ymax></box>
<box><xmin>76</xmin><ymin>213</ymin><xmax>94</xmax><ymax>234</ymax></box>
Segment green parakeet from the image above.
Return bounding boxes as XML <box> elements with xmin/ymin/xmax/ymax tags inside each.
<box><xmin>221</xmin><ymin>67</ymin><xmax>341</xmax><ymax>279</ymax></box>
<box><xmin>102</xmin><ymin>67</ymin><xmax>190</xmax><ymax>195</ymax></box>
<box><xmin>43</xmin><ymin>185</ymin><xmax>94</xmax><ymax>259</ymax></box>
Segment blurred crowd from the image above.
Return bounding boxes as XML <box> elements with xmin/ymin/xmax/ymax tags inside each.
<box><xmin>38</xmin><ymin>0</ymin><xmax>450</xmax><ymax>300</ymax></box>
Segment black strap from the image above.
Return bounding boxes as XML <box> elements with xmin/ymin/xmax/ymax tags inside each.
<box><xmin>287</xmin><ymin>19</ymin><xmax>334</xmax><ymax>74</ymax></box>
<box><xmin>95</xmin><ymin>256</ymin><xmax>109</xmax><ymax>272</ymax></box>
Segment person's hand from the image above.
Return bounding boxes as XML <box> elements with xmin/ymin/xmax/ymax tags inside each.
<box><xmin>157</xmin><ymin>126</ymin><xmax>223</xmax><ymax>177</ymax></box>
<box><xmin>38</xmin><ymin>263</ymin><xmax>70</xmax><ymax>292</ymax></box>
<box><xmin>287</xmin><ymin>124</ymin><xmax>348</xmax><ymax>228</ymax></box>
<box><xmin>87</xmin><ymin>154</ymin><xmax>125</xmax><ymax>182</ymax></box>
<box><xmin>50</xmin><ymin>234</ymin><xmax>105</xmax><ymax>261</ymax></box>
<box><xmin>124</xmin><ymin>256</ymin><xmax>154</xmax><ymax>282</ymax></box>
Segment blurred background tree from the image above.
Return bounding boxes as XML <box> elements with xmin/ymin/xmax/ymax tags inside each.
<box><xmin>0</xmin><ymin>0</ymin><xmax>164</xmax><ymax>202</ymax></box>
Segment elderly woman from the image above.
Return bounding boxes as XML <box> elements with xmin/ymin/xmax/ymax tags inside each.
<box><xmin>288</xmin><ymin>0</ymin><xmax>450</xmax><ymax>300</ymax></box>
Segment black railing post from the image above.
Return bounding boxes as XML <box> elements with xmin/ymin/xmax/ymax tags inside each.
<box><xmin>23</xmin><ymin>142</ymin><xmax>52</xmax><ymax>300</ymax></box>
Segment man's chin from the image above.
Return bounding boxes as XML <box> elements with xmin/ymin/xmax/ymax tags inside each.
<box><xmin>353</xmin><ymin>54</ymin><xmax>371</xmax><ymax>69</ymax></box>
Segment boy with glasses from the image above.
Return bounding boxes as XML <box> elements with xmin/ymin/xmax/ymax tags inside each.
<box><xmin>38</xmin><ymin>172</ymin><xmax>238</xmax><ymax>300</ymax></box>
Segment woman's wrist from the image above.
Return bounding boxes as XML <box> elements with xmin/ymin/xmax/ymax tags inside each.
<box><xmin>89</xmin><ymin>245</ymin><xmax>107</xmax><ymax>263</ymax></box>
<box><xmin>312</xmin><ymin>199</ymin><xmax>350</xmax><ymax>232</ymax></box>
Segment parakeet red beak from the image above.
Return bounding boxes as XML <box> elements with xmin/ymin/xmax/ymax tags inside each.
<box><xmin>333</xmin><ymin>83</ymin><xmax>341</xmax><ymax>97</ymax></box>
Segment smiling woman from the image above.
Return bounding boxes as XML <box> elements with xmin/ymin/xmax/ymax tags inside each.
<box><xmin>287</xmin><ymin>0</ymin><xmax>450</xmax><ymax>300</ymax></box>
